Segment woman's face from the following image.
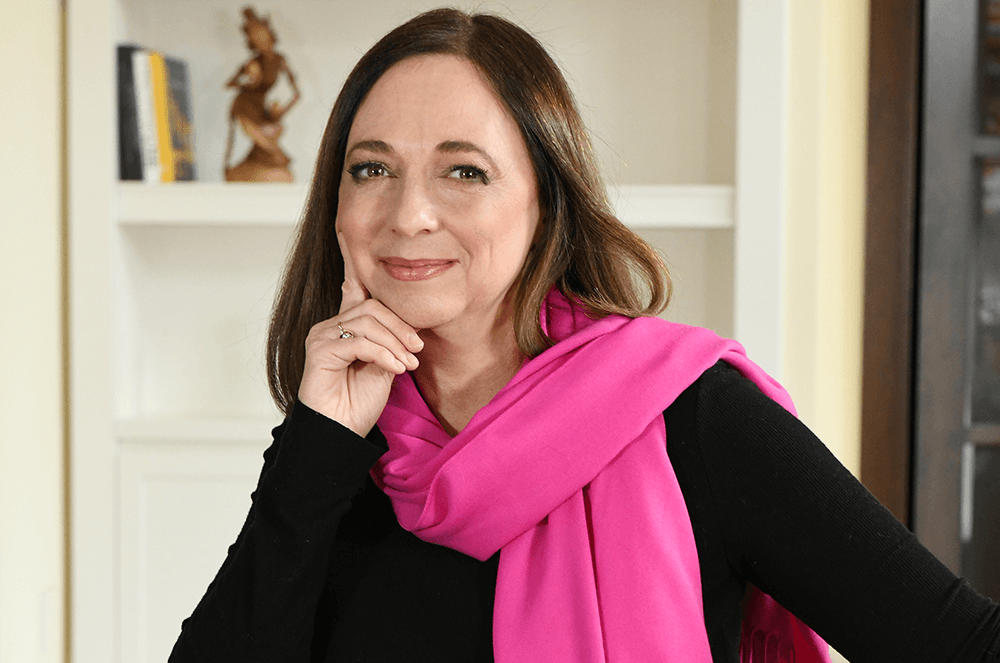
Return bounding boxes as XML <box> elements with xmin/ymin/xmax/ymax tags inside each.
<box><xmin>335</xmin><ymin>54</ymin><xmax>540</xmax><ymax>335</ymax></box>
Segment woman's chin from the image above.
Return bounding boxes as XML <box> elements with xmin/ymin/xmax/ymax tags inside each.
<box><xmin>373</xmin><ymin>292</ymin><xmax>458</xmax><ymax>332</ymax></box>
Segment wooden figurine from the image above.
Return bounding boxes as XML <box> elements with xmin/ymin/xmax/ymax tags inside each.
<box><xmin>224</xmin><ymin>6</ymin><xmax>300</xmax><ymax>182</ymax></box>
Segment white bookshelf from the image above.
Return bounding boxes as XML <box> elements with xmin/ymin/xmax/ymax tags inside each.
<box><xmin>68</xmin><ymin>1</ymin><xmax>789</xmax><ymax>661</ymax></box>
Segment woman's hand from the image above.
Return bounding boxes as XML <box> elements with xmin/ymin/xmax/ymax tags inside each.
<box><xmin>297</xmin><ymin>234</ymin><xmax>422</xmax><ymax>436</ymax></box>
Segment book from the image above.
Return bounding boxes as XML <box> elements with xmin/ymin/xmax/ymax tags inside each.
<box><xmin>117</xmin><ymin>46</ymin><xmax>196</xmax><ymax>182</ymax></box>
<box><xmin>116</xmin><ymin>45</ymin><xmax>143</xmax><ymax>180</ymax></box>
<box><xmin>149</xmin><ymin>51</ymin><xmax>174</xmax><ymax>182</ymax></box>
<box><xmin>164</xmin><ymin>56</ymin><xmax>196</xmax><ymax>181</ymax></box>
<box><xmin>131</xmin><ymin>49</ymin><xmax>162</xmax><ymax>182</ymax></box>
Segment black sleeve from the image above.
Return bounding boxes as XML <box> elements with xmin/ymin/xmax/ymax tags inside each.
<box><xmin>168</xmin><ymin>402</ymin><xmax>387</xmax><ymax>663</ymax></box>
<box><xmin>679</xmin><ymin>362</ymin><xmax>1000</xmax><ymax>663</ymax></box>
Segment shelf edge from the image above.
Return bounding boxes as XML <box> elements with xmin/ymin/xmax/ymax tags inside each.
<box><xmin>117</xmin><ymin>182</ymin><xmax>735</xmax><ymax>229</ymax></box>
<box><xmin>116</xmin><ymin>416</ymin><xmax>282</xmax><ymax>445</ymax></box>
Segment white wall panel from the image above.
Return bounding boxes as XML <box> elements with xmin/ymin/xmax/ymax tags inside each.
<box><xmin>119</xmin><ymin>440</ymin><xmax>269</xmax><ymax>663</ymax></box>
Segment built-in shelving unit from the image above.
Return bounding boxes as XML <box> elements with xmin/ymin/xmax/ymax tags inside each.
<box><xmin>68</xmin><ymin>2</ymin><xmax>777</xmax><ymax>661</ymax></box>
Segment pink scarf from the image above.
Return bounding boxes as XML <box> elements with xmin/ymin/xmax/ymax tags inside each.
<box><xmin>374</xmin><ymin>289</ymin><xmax>830</xmax><ymax>662</ymax></box>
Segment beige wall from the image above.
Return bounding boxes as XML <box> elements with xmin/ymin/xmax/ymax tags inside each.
<box><xmin>0</xmin><ymin>1</ymin><xmax>66</xmax><ymax>661</ymax></box>
<box><xmin>783</xmin><ymin>0</ymin><xmax>870</xmax><ymax>475</ymax></box>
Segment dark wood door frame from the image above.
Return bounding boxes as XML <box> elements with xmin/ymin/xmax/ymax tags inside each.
<box><xmin>860</xmin><ymin>0</ymin><xmax>922</xmax><ymax>528</ymax></box>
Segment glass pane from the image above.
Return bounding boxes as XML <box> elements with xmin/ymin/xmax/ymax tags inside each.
<box><xmin>982</xmin><ymin>0</ymin><xmax>1000</xmax><ymax>133</ymax></box>
<box><xmin>962</xmin><ymin>445</ymin><xmax>1000</xmax><ymax>601</ymax></box>
<box><xmin>973</xmin><ymin>160</ymin><xmax>1000</xmax><ymax>423</ymax></box>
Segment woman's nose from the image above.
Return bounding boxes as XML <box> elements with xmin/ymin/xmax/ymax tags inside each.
<box><xmin>387</xmin><ymin>178</ymin><xmax>438</xmax><ymax>236</ymax></box>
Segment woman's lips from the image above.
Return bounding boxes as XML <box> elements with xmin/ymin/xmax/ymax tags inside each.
<box><xmin>380</xmin><ymin>257</ymin><xmax>456</xmax><ymax>281</ymax></box>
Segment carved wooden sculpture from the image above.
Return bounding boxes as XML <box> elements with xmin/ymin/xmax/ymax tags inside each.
<box><xmin>224</xmin><ymin>7</ymin><xmax>300</xmax><ymax>182</ymax></box>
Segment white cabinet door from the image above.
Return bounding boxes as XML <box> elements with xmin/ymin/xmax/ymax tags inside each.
<box><xmin>118</xmin><ymin>437</ymin><xmax>269</xmax><ymax>663</ymax></box>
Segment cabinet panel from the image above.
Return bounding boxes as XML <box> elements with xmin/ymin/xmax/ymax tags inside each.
<box><xmin>119</xmin><ymin>440</ymin><xmax>269</xmax><ymax>663</ymax></box>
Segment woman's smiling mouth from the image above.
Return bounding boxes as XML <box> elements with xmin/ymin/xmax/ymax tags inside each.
<box><xmin>380</xmin><ymin>257</ymin><xmax>456</xmax><ymax>281</ymax></box>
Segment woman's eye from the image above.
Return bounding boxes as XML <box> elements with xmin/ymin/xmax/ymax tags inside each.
<box><xmin>448</xmin><ymin>165</ymin><xmax>488</xmax><ymax>183</ymax></box>
<box><xmin>348</xmin><ymin>163</ymin><xmax>388</xmax><ymax>180</ymax></box>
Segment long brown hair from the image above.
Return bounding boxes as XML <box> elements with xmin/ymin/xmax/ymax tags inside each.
<box><xmin>266</xmin><ymin>8</ymin><xmax>671</xmax><ymax>415</ymax></box>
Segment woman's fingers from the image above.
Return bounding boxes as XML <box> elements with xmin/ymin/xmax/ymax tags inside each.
<box><xmin>320</xmin><ymin>335</ymin><xmax>408</xmax><ymax>375</ymax></box>
<box><xmin>313</xmin><ymin>312</ymin><xmax>419</xmax><ymax>370</ymax></box>
<box><xmin>342</xmin><ymin>303</ymin><xmax>423</xmax><ymax>355</ymax></box>
<box><xmin>337</xmin><ymin>231</ymin><xmax>369</xmax><ymax>314</ymax></box>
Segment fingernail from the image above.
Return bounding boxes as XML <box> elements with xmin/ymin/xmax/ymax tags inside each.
<box><xmin>406</xmin><ymin>352</ymin><xmax>418</xmax><ymax>366</ymax></box>
<box><xmin>409</xmin><ymin>333</ymin><xmax>423</xmax><ymax>350</ymax></box>
<box><xmin>395</xmin><ymin>359</ymin><xmax>406</xmax><ymax>372</ymax></box>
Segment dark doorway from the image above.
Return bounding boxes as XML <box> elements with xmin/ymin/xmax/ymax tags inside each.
<box><xmin>862</xmin><ymin>0</ymin><xmax>1000</xmax><ymax>601</ymax></box>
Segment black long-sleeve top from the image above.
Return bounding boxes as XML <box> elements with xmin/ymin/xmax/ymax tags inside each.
<box><xmin>169</xmin><ymin>361</ymin><xmax>1000</xmax><ymax>662</ymax></box>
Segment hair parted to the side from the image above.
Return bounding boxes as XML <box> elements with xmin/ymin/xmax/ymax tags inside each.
<box><xmin>266</xmin><ymin>7</ymin><xmax>671</xmax><ymax>416</ymax></box>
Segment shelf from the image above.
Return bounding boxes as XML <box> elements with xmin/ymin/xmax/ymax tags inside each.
<box><xmin>117</xmin><ymin>182</ymin><xmax>734</xmax><ymax>230</ymax></box>
<box><xmin>116</xmin><ymin>416</ymin><xmax>282</xmax><ymax>445</ymax></box>
<box><xmin>118</xmin><ymin>182</ymin><xmax>310</xmax><ymax>226</ymax></box>
<box><xmin>612</xmin><ymin>185</ymin><xmax>734</xmax><ymax>229</ymax></box>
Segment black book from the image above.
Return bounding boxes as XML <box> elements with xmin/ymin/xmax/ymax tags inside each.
<box><xmin>116</xmin><ymin>44</ymin><xmax>144</xmax><ymax>180</ymax></box>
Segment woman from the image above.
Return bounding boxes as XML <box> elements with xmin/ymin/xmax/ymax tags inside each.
<box><xmin>171</xmin><ymin>8</ymin><xmax>1000</xmax><ymax>662</ymax></box>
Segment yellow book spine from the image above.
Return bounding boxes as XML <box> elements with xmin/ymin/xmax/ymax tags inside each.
<box><xmin>149</xmin><ymin>52</ymin><xmax>175</xmax><ymax>182</ymax></box>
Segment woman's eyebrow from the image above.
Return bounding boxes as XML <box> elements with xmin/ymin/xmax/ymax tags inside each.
<box><xmin>345</xmin><ymin>139</ymin><xmax>394</xmax><ymax>159</ymax></box>
<box><xmin>437</xmin><ymin>140</ymin><xmax>499</xmax><ymax>172</ymax></box>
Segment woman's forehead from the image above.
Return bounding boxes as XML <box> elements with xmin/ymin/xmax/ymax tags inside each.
<box><xmin>347</xmin><ymin>54</ymin><xmax>520</xmax><ymax>151</ymax></box>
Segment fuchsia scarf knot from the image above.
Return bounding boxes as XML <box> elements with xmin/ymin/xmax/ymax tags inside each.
<box><xmin>375</xmin><ymin>289</ymin><xmax>830</xmax><ymax>663</ymax></box>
